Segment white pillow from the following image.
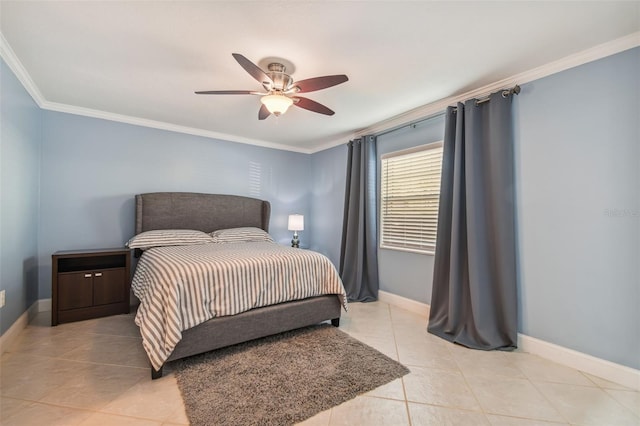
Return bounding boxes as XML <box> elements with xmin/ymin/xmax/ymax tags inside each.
<box><xmin>126</xmin><ymin>229</ymin><xmax>214</xmax><ymax>250</ymax></box>
<box><xmin>210</xmin><ymin>227</ymin><xmax>274</xmax><ymax>244</ymax></box>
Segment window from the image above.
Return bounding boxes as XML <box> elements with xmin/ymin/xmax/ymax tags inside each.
<box><xmin>380</xmin><ymin>142</ymin><xmax>443</xmax><ymax>254</ymax></box>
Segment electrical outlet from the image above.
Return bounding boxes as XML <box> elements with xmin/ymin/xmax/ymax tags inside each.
<box><xmin>0</xmin><ymin>290</ymin><xmax>5</xmax><ymax>308</ymax></box>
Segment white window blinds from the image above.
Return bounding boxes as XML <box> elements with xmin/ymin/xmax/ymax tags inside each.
<box><xmin>380</xmin><ymin>142</ymin><xmax>443</xmax><ymax>254</ymax></box>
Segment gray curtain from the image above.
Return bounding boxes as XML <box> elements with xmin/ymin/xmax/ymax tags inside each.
<box><xmin>428</xmin><ymin>91</ymin><xmax>517</xmax><ymax>350</ymax></box>
<box><xmin>340</xmin><ymin>135</ymin><xmax>379</xmax><ymax>302</ymax></box>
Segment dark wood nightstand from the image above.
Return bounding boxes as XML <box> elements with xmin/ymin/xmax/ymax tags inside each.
<box><xmin>52</xmin><ymin>248</ymin><xmax>131</xmax><ymax>326</ymax></box>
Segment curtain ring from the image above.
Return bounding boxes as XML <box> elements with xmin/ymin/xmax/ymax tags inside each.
<box><xmin>502</xmin><ymin>85</ymin><xmax>521</xmax><ymax>98</ymax></box>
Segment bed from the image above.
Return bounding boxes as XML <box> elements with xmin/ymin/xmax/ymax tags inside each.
<box><xmin>130</xmin><ymin>192</ymin><xmax>346</xmax><ymax>379</ymax></box>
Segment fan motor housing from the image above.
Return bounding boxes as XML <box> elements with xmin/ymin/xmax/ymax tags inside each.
<box><xmin>267</xmin><ymin>63</ymin><xmax>293</xmax><ymax>91</ymax></box>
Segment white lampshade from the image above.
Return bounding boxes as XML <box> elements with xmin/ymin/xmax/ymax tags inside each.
<box><xmin>288</xmin><ymin>214</ymin><xmax>304</xmax><ymax>231</ymax></box>
<box><xmin>261</xmin><ymin>94</ymin><xmax>293</xmax><ymax>116</ymax></box>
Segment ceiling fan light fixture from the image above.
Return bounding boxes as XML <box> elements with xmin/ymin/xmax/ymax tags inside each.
<box><xmin>261</xmin><ymin>94</ymin><xmax>293</xmax><ymax>116</ymax></box>
<box><xmin>196</xmin><ymin>54</ymin><xmax>348</xmax><ymax>119</ymax></box>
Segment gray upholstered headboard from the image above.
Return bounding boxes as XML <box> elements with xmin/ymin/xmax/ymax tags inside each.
<box><xmin>135</xmin><ymin>192</ymin><xmax>270</xmax><ymax>235</ymax></box>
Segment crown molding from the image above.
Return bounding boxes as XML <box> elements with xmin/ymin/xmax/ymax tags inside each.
<box><xmin>310</xmin><ymin>31</ymin><xmax>640</xmax><ymax>154</ymax></box>
<box><xmin>309</xmin><ymin>133</ymin><xmax>357</xmax><ymax>155</ymax></box>
<box><xmin>41</xmin><ymin>100</ymin><xmax>313</xmax><ymax>154</ymax></box>
<box><xmin>0</xmin><ymin>32</ymin><xmax>46</xmax><ymax>108</ymax></box>
<box><xmin>2</xmin><ymin>30</ymin><xmax>638</xmax><ymax>155</ymax></box>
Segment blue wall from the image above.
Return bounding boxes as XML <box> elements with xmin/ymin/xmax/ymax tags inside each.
<box><xmin>514</xmin><ymin>47</ymin><xmax>639</xmax><ymax>369</ymax></box>
<box><xmin>0</xmin><ymin>58</ymin><xmax>42</xmax><ymax>334</ymax></box>
<box><xmin>309</xmin><ymin>143</ymin><xmax>347</xmax><ymax>266</ymax></box>
<box><xmin>37</xmin><ymin>112</ymin><xmax>312</xmax><ymax>297</ymax></box>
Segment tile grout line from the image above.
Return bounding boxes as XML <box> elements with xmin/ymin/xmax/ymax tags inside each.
<box><xmin>445</xmin><ymin>339</ymin><xmax>493</xmax><ymax>423</ymax></box>
<box><xmin>3</xmin><ymin>350</ymin><xmax>150</xmax><ymax>370</ymax></box>
<box><xmin>388</xmin><ymin>303</ymin><xmax>413</xmax><ymax>426</ymax></box>
<box><xmin>527</xmin><ymin>375</ymin><xmax>576</xmax><ymax>424</ymax></box>
<box><xmin>1</xmin><ymin>395</ymin><xmax>173</xmax><ymax>425</ymax></box>
<box><xmin>529</xmin><ymin>379</ymin><xmax>640</xmax><ymax>424</ymax></box>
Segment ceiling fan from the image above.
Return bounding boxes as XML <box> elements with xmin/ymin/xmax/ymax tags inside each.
<box><xmin>195</xmin><ymin>53</ymin><xmax>348</xmax><ymax>120</ymax></box>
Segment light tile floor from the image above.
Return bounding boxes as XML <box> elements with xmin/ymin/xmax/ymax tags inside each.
<box><xmin>1</xmin><ymin>301</ymin><xmax>638</xmax><ymax>425</ymax></box>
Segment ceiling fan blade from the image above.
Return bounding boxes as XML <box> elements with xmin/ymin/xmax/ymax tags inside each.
<box><xmin>195</xmin><ymin>90</ymin><xmax>261</xmax><ymax>95</ymax></box>
<box><xmin>232</xmin><ymin>53</ymin><xmax>273</xmax><ymax>88</ymax></box>
<box><xmin>293</xmin><ymin>75</ymin><xmax>348</xmax><ymax>93</ymax></box>
<box><xmin>293</xmin><ymin>97</ymin><xmax>335</xmax><ymax>116</ymax></box>
<box><xmin>258</xmin><ymin>104</ymin><xmax>271</xmax><ymax>120</ymax></box>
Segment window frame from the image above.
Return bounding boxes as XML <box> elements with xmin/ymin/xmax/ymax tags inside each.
<box><xmin>379</xmin><ymin>141</ymin><xmax>444</xmax><ymax>256</ymax></box>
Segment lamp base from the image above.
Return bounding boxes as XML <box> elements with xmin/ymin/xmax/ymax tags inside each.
<box><xmin>291</xmin><ymin>231</ymin><xmax>300</xmax><ymax>248</ymax></box>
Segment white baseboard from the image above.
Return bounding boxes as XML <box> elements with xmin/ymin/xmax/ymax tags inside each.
<box><xmin>379</xmin><ymin>290</ymin><xmax>430</xmax><ymax>316</ymax></box>
<box><xmin>518</xmin><ymin>333</ymin><xmax>640</xmax><ymax>391</ymax></box>
<box><xmin>38</xmin><ymin>298</ymin><xmax>52</xmax><ymax>312</ymax></box>
<box><xmin>0</xmin><ymin>300</ymin><xmax>39</xmax><ymax>354</ymax></box>
<box><xmin>378</xmin><ymin>290</ymin><xmax>640</xmax><ymax>391</ymax></box>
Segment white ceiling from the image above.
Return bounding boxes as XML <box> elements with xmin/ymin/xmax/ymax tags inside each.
<box><xmin>1</xmin><ymin>1</ymin><xmax>638</xmax><ymax>153</ymax></box>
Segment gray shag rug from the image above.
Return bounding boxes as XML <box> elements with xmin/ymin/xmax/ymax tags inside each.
<box><xmin>172</xmin><ymin>324</ymin><xmax>409</xmax><ymax>426</ymax></box>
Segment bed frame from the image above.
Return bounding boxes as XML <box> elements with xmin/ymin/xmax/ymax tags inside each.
<box><xmin>133</xmin><ymin>192</ymin><xmax>342</xmax><ymax>379</ymax></box>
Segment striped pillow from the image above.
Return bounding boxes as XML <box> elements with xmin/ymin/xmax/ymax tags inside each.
<box><xmin>210</xmin><ymin>227</ymin><xmax>274</xmax><ymax>244</ymax></box>
<box><xmin>126</xmin><ymin>229</ymin><xmax>214</xmax><ymax>250</ymax></box>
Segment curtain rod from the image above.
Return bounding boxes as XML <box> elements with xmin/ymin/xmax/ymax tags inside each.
<box><xmin>375</xmin><ymin>110</ymin><xmax>447</xmax><ymax>138</ymax></box>
<box><xmin>468</xmin><ymin>84</ymin><xmax>521</xmax><ymax>106</ymax></box>
<box><xmin>374</xmin><ymin>84</ymin><xmax>521</xmax><ymax>138</ymax></box>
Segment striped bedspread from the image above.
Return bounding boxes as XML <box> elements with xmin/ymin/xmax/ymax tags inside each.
<box><xmin>131</xmin><ymin>241</ymin><xmax>347</xmax><ymax>370</ymax></box>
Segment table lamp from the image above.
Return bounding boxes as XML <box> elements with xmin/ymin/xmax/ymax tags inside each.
<box><xmin>288</xmin><ymin>214</ymin><xmax>304</xmax><ymax>248</ymax></box>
